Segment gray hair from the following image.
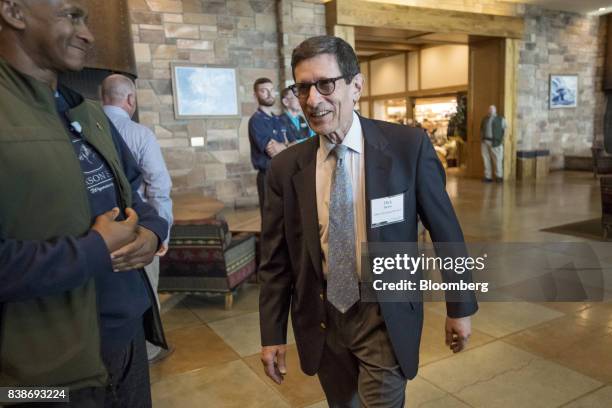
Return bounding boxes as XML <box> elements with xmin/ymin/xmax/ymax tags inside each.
<box><xmin>291</xmin><ymin>35</ymin><xmax>360</xmax><ymax>83</ymax></box>
<box><xmin>101</xmin><ymin>74</ymin><xmax>136</xmax><ymax>105</ymax></box>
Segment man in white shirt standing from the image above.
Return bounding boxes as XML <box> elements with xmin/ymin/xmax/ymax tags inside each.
<box><xmin>102</xmin><ymin>74</ymin><xmax>174</xmax><ymax>363</ymax></box>
<box><xmin>480</xmin><ymin>105</ymin><xmax>507</xmax><ymax>182</ymax></box>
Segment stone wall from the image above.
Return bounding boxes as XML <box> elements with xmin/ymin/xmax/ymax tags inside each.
<box><xmin>128</xmin><ymin>0</ymin><xmax>330</xmax><ymax>206</ymax></box>
<box><xmin>128</xmin><ymin>0</ymin><xmax>279</xmax><ymax>206</ymax></box>
<box><xmin>516</xmin><ymin>6</ymin><xmax>607</xmax><ymax>169</ymax></box>
<box><xmin>277</xmin><ymin>0</ymin><xmax>326</xmax><ymax>87</ymax></box>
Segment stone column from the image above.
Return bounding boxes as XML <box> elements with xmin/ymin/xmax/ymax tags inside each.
<box><xmin>503</xmin><ymin>37</ymin><xmax>520</xmax><ymax>181</ymax></box>
<box><xmin>277</xmin><ymin>0</ymin><xmax>327</xmax><ymax>87</ymax></box>
<box><xmin>330</xmin><ymin>25</ymin><xmax>355</xmax><ymax>48</ymax></box>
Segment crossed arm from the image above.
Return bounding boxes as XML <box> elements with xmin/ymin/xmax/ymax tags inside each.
<box><xmin>0</xmin><ymin>122</ymin><xmax>168</xmax><ymax>303</ymax></box>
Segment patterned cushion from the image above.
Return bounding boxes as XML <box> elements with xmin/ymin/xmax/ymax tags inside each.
<box><xmin>159</xmin><ymin>219</ymin><xmax>256</xmax><ymax>293</ymax></box>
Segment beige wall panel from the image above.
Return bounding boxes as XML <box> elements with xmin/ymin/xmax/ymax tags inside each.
<box><xmin>408</xmin><ymin>51</ymin><xmax>419</xmax><ymax>91</ymax></box>
<box><xmin>370</xmin><ymin>54</ymin><xmax>406</xmax><ymax>96</ymax></box>
<box><xmin>420</xmin><ymin>45</ymin><xmax>468</xmax><ymax>90</ymax></box>
<box><xmin>372</xmin><ymin>100</ymin><xmax>386</xmax><ymax>121</ymax></box>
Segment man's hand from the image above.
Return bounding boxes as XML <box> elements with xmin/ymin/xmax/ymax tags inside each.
<box><xmin>445</xmin><ymin>316</ymin><xmax>472</xmax><ymax>353</ymax></box>
<box><xmin>92</xmin><ymin>207</ymin><xmax>138</xmax><ymax>253</ymax></box>
<box><xmin>110</xmin><ymin>224</ymin><xmax>159</xmax><ymax>272</ymax></box>
<box><xmin>266</xmin><ymin>139</ymin><xmax>287</xmax><ymax>157</ymax></box>
<box><xmin>156</xmin><ymin>243</ymin><xmax>169</xmax><ymax>257</ymax></box>
<box><xmin>261</xmin><ymin>344</ymin><xmax>287</xmax><ymax>384</ymax></box>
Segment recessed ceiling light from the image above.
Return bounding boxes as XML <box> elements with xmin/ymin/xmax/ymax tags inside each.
<box><xmin>599</xmin><ymin>7</ymin><xmax>606</xmax><ymax>11</ymax></box>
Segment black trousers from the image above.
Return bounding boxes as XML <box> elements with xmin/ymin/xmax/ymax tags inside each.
<box><xmin>13</xmin><ymin>319</ymin><xmax>151</xmax><ymax>408</ymax></box>
<box><xmin>255</xmin><ymin>170</ymin><xmax>267</xmax><ymax>273</ymax></box>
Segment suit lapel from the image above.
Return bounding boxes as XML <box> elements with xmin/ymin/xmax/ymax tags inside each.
<box><xmin>361</xmin><ymin>116</ymin><xmax>393</xmax><ymax>243</ymax></box>
<box><xmin>292</xmin><ymin>138</ymin><xmax>323</xmax><ymax>280</ymax></box>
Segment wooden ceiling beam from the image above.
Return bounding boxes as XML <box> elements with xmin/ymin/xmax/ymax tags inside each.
<box><xmin>355</xmin><ymin>40</ymin><xmax>419</xmax><ymax>52</ymax></box>
<box><xmin>327</xmin><ymin>0</ymin><xmax>524</xmax><ymax>39</ymax></box>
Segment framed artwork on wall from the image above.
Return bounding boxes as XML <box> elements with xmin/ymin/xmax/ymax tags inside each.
<box><xmin>171</xmin><ymin>63</ymin><xmax>240</xmax><ymax>119</ymax></box>
<box><xmin>550</xmin><ymin>74</ymin><xmax>578</xmax><ymax>109</ymax></box>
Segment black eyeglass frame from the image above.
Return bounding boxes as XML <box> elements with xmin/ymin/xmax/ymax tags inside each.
<box><xmin>289</xmin><ymin>74</ymin><xmax>357</xmax><ymax>99</ymax></box>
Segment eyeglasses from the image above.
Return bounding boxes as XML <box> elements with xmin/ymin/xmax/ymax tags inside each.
<box><xmin>289</xmin><ymin>75</ymin><xmax>354</xmax><ymax>99</ymax></box>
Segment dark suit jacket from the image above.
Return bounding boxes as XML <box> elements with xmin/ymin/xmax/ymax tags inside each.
<box><xmin>259</xmin><ymin>115</ymin><xmax>478</xmax><ymax>379</ymax></box>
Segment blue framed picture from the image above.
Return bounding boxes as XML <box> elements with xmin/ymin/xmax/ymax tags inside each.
<box><xmin>550</xmin><ymin>75</ymin><xmax>578</xmax><ymax>109</ymax></box>
<box><xmin>171</xmin><ymin>63</ymin><xmax>240</xmax><ymax>118</ymax></box>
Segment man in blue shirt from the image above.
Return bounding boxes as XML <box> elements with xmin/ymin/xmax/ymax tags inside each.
<box><xmin>248</xmin><ymin>78</ymin><xmax>295</xmax><ymax>218</ymax></box>
<box><xmin>278</xmin><ymin>87</ymin><xmax>315</xmax><ymax>142</ymax></box>
<box><xmin>102</xmin><ymin>74</ymin><xmax>174</xmax><ymax>364</ymax></box>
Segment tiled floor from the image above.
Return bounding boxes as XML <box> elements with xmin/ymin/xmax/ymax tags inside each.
<box><xmin>151</xmin><ymin>171</ymin><xmax>612</xmax><ymax>407</ymax></box>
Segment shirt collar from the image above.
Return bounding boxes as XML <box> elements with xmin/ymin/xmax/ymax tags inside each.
<box><xmin>103</xmin><ymin>105</ymin><xmax>130</xmax><ymax>119</ymax></box>
<box><xmin>257</xmin><ymin>107</ymin><xmax>274</xmax><ymax>118</ymax></box>
<box><xmin>320</xmin><ymin>111</ymin><xmax>363</xmax><ymax>160</ymax></box>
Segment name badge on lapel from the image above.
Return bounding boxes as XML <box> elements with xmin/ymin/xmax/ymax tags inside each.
<box><xmin>371</xmin><ymin>193</ymin><xmax>404</xmax><ymax>228</ymax></box>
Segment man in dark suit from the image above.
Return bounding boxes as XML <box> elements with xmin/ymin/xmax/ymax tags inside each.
<box><xmin>259</xmin><ymin>35</ymin><xmax>478</xmax><ymax>407</ymax></box>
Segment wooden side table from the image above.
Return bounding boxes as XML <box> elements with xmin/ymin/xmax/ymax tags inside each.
<box><xmin>172</xmin><ymin>194</ymin><xmax>225</xmax><ymax>224</ymax></box>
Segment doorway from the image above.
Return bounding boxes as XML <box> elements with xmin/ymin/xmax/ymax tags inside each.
<box><xmin>467</xmin><ymin>37</ymin><xmax>506</xmax><ymax>178</ymax></box>
<box><xmin>326</xmin><ymin>0</ymin><xmax>522</xmax><ymax>179</ymax></box>
<box><xmin>356</xmin><ymin>32</ymin><xmax>471</xmax><ymax>173</ymax></box>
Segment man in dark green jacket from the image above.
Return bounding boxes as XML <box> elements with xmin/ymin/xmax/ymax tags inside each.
<box><xmin>0</xmin><ymin>1</ymin><xmax>168</xmax><ymax>406</ymax></box>
<box><xmin>480</xmin><ymin>104</ymin><xmax>507</xmax><ymax>182</ymax></box>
